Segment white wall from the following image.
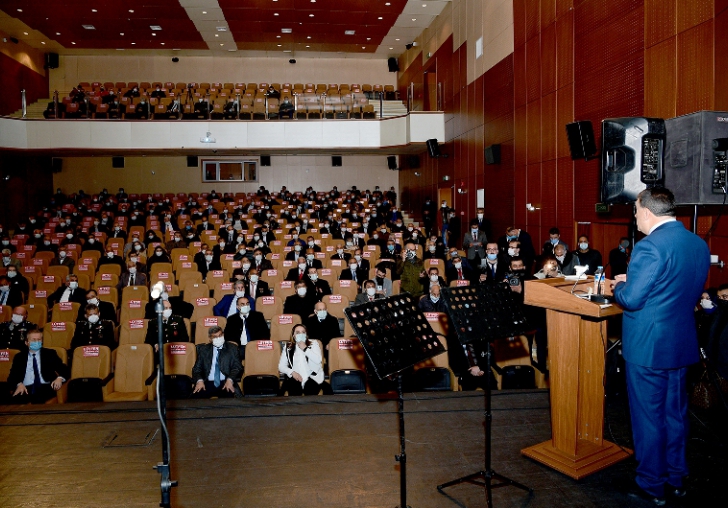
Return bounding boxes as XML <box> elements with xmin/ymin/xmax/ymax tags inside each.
<box><xmin>51</xmin><ymin>54</ymin><xmax>396</xmax><ymax>93</ymax></box>
<box><xmin>52</xmin><ymin>155</ymin><xmax>399</xmax><ymax>197</ymax></box>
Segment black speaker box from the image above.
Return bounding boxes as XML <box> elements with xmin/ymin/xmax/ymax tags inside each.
<box><xmin>112</xmin><ymin>156</ymin><xmax>125</xmax><ymax>169</ymax></box>
<box><xmin>45</xmin><ymin>52</ymin><xmax>59</xmax><ymax>69</ymax></box>
<box><xmin>186</xmin><ymin>156</ymin><xmax>198</xmax><ymax>167</ymax></box>
<box><xmin>260</xmin><ymin>155</ymin><xmax>271</xmax><ymax>167</ymax></box>
<box><xmin>565</xmin><ymin>121</ymin><xmax>596</xmax><ymax>160</ymax></box>
<box><xmin>485</xmin><ymin>144</ymin><xmax>501</xmax><ymax>165</ymax></box>
<box><xmin>51</xmin><ymin>158</ymin><xmax>62</xmax><ymax>173</ymax></box>
<box><xmin>387</xmin><ymin>156</ymin><xmax>397</xmax><ymax>170</ymax></box>
<box><xmin>426</xmin><ymin>139</ymin><xmax>440</xmax><ymax>158</ymax></box>
<box><xmin>388</xmin><ymin>57</ymin><xmax>399</xmax><ymax>72</ymax></box>
<box><xmin>663</xmin><ymin>111</ymin><xmax>728</xmax><ymax>205</ymax></box>
<box><xmin>407</xmin><ymin>156</ymin><xmax>420</xmax><ymax>169</ymax></box>
<box><xmin>601</xmin><ymin>117</ymin><xmax>666</xmax><ymax>205</ymax></box>
<box><xmin>332</xmin><ymin>155</ymin><xmax>342</xmax><ymax>167</ymax></box>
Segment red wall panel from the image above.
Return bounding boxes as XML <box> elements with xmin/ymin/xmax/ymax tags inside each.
<box><xmin>0</xmin><ymin>52</ymin><xmax>49</xmax><ymax>117</ymax></box>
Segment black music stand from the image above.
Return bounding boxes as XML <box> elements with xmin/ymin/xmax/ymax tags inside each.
<box><xmin>436</xmin><ymin>284</ymin><xmax>533</xmax><ymax>508</ymax></box>
<box><xmin>345</xmin><ymin>294</ymin><xmax>446</xmax><ymax>508</ymax></box>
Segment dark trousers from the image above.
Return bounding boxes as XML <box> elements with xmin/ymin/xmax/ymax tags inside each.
<box><xmin>626</xmin><ymin>361</ymin><xmax>689</xmax><ymax>497</ymax></box>
<box><xmin>188</xmin><ymin>380</ymin><xmax>236</xmax><ymax>399</ymax></box>
<box><xmin>7</xmin><ymin>384</ymin><xmax>57</xmax><ymax>404</ymax></box>
<box><xmin>280</xmin><ymin>377</ymin><xmax>328</xmax><ymax>396</ymax></box>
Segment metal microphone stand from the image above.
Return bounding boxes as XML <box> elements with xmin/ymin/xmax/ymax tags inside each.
<box><xmin>153</xmin><ymin>296</ymin><xmax>177</xmax><ymax>507</ymax></box>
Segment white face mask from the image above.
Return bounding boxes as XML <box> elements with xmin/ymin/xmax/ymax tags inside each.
<box><xmin>212</xmin><ymin>336</ymin><xmax>225</xmax><ymax>348</ymax></box>
<box><xmin>219</xmin><ymin>242</ymin><xmax>226</xmax><ymax>248</ymax></box>
<box><xmin>59</xmin><ymin>251</ymin><xmax>66</xmax><ymax>258</ymax></box>
<box><xmin>579</xmin><ymin>242</ymin><xmax>589</xmax><ymax>250</ymax></box>
<box><xmin>249</xmin><ymin>274</ymin><xmax>259</xmax><ymax>283</ymax></box>
<box><xmin>507</xmin><ymin>248</ymin><xmax>516</xmax><ymax>256</ymax></box>
<box><xmin>87</xmin><ymin>298</ymin><xmax>99</xmax><ymax>305</ymax></box>
<box><xmin>431</xmin><ymin>295</ymin><xmax>440</xmax><ymax>303</ymax></box>
<box><xmin>316</xmin><ymin>310</ymin><xmax>327</xmax><ymax>320</ymax></box>
<box><xmin>294</xmin><ymin>333</ymin><xmax>307</xmax><ymax>343</ymax></box>
<box><xmin>701</xmin><ymin>299</ymin><xmax>714</xmax><ymax>310</ymax></box>
<box><xmin>556</xmin><ymin>255</ymin><xmax>565</xmax><ymax>263</ymax></box>
<box><xmin>255</xmin><ymin>255</ymin><xmax>263</xmax><ymax>262</ymax></box>
<box><xmin>11</xmin><ymin>314</ymin><xmax>23</xmax><ymax>324</ymax></box>
<box><xmin>350</xmin><ymin>264</ymin><xmax>358</xmax><ymax>271</ymax></box>
<box><xmin>128</xmin><ymin>267</ymin><xmax>137</xmax><ymax>274</ymax></box>
<box><xmin>7</xmin><ymin>271</ymin><xmax>16</xmax><ymax>278</ymax></box>
<box><xmin>205</xmin><ymin>255</ymin><xmax>213</xmax><ymax>262</ymax></box>
<box><xmin>66</xmin><ymin>234</ymin><xmax>74</xmax><ymax>239</ymax></box>
<box><xmin>242</xmin><ymin>263</ymin><xmax>251</xmax><ymax>270</ymax></box>
<box><xmin>69</xmin><ymin>281</ymin><xmax>78</xmax><ymax>289</ymax></box>
<box><xmin>294</xmin><ymin>245</ymin><xmax>301</xmax><ymax>252</ymax></box>
<box><xmin>429</xmin><ymin>245</ymin><xmax>436</xmax><ymax>252</ymax></box>
<box><xmin>87</xmin><ymin>314</ymin><xmax>100</xmax><ymax>324</ymax></box>
<box><xmin>156</xmin><ymin>251</ymin><xmax>164</xmax><ymax>257</ymax></box>
<box><xmin>107</xmin><ymin>252</ymin><xmax>114</xmax><ymax>258</ymax></box>
<box><xmin>354</xmin><ymin>254</ymin><xmax>361</xmax><ymax>261</ymax></box>
<box><xmin>453</xmin><ymin>262</ymin><xmax>462</xmax><ymax>269</ymax></box>
<box><xmin>366</xmin><ymin>287</ymin><xmax>376</xmax><ymax>296</ymax></box>
<box><xmin>235</xmin><ymin>290</ymin><xmax>245</xmax><ymax>297</ymax></box>
<box><xmin>309</xmin><ymin>274</ymin><xmax>318</xmax><ymax>281</ymax></box>
<box><xmin>430</xmin><ymin>274</ymin><xmax>439</xmax><ymax>282</ymax></box>
<box><xmin>337</xmin><ymin>249</ymin><xmax>344</xmax><ymax>255</ymax></box>
<box><xmin>239</xmin><ymin>305</ymin><xmax>251</xmax><ymax>315</ymax></box>
<box><xmin>297</xmin><ymin>287</ymin><xmax>307</xmax><ymax>297</ymax></box>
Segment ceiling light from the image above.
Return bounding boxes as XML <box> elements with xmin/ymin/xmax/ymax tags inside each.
<box><xmin>17</xmin><ymin>8</ymin><xmax>22</xmax><ymax>12</ymax></box>
<box><xmin>220</xmin><ymin>43</ymin><xmax>224</xmax><ymax>46</ymax></box>
<box><xmin>345</xmin><ymin>30</ymin><xmax>355</xmax><ymax>35</ymax></box>
<box><xmin>281</xmin><ymin>28</ymin><xmax>292</xmax><ymax>33</ymax></box>
<box><xmin>71</xmin><ymin>42</ymin><xmax>76</xmax><ymax>45</ymax></box>
<box><xmin>161</xmin><ymin>43</ymin><xmax>165</xmax><ymax>45</ymax></box>
<box><xmin>378</xmin><ymin>17</ymin><xmax>383</xmax><ymax>20</ymax></box>
<box><xmin>216</xmin><ymin>26</ymin><xmax>228</xmax><ymax>31</ymax></box>
<box><xmin>202</xmin><ymin>10</ymin><xmax>207</xmax><ymax>14</ymax></box>
<box><xmin>152</xmin><ymin>33</ymin><xmax>156</xmax><ymax>36</ymax></box>
<box><xmin>128</xmin><ymin>9</ymin><xmax>134</xmax><ymax>13</ymax></box>
<box><xmin>150</xmin><ymin>25</ymin><xmax>162</xmax><ymax>31</ymax></box>
<box><xmin>120</xmin><ymin>32</ymin><xmax>124</xmax><ymax>36</ymax></box>
<box><xmin>395</xmin><ymin>38</ymin><xmax>400</xmax><ymax>41</ymax></box>
<box><xmin>23</xmin><ymin>32</ymin><xmax>28</xmax><ymax>35</ymax></box>
<box><xmin>311</xmin><ymin>0</ymin><xmax>316</xmax><ymax>2</ymax></box>
<box><xmin>389</xmin><ymin>47</ymin><xmax>393</xmax><ymax>50</ymax></box>
<box><xmin>277</xmin><ymin>44</ymin><xmax>282</xmax><ymax>47</ymax></box>
<box><xmin>412</xmin><ymin>18</ymin><xmax>417</xmax><ymax>21</ymax></box>
<box><xmin>92</xmin><ymin>8</ymin><xmax>97</xmax><ymax>12</ymax></box>
<box><xmin>307</xmin><ymin>36</ymin><xmax>312</xmax><ymax>39</ymax></box>
<box><xmin>385</xmin><ymin>2</ymin><xmax>391</xmax><ymax>5</ymax></box>
<box><xmin>274</xmin><ymin>12</ymin><xmax>279</xmax><ymax>16</ymax></box>
<box><xmin>309</xmin><ymin>14</ymin><xmax>314</xmax><ymax>17</ymax></box>
<box><xmin>41</xmin><ymin>41</ymin><xmax>46</xmax><ymax>45</ymax></box>
<box><xmin>215</xmin><ymin>34</ymin><xmax>219</xmax><ymax>37</ymax></box>
<box><xmin>131</xmin><ymin>42</ymin><xmax>136</xmax><ymax>45</ymax></box>
<box><xmin>306</xmin><ymin>45</ymin><xmax>310</xmax><ymax>48</ymax></box>
<box><xmin>362</xmin><ymin>46</ymin><xmax>365</xmax><ymax>49</ymax></box>
<box><xmin>367</xmin><ymin>37</ymin><xmax>371</xmax><ymax>41</ymax></box>
<box><xmin>56</xmin><ymin>32</ymin><xmax>61</xmax><ymax>35</ymax></box>
<box><xmin>82</xmin><ymin>25</ymin><xmax>95</xmax><ymax>30</ymax></box>
<box><xmin>423</xmin><ymin>3</ymin><xmax>427</xmax><ymax>6</ymax></box>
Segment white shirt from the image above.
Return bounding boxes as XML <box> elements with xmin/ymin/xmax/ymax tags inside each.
<box><xmin>22</xmin><ymin>352</ymin><xmax>48</xmax><ymax>386</ymax></box>
<box><xmin>278</xmin><ymin>341</ymin><xmax>324</xmax><ymax>386</ymax></box>
<box><xmin>239</xmin><ymin>315</ymin><xmax>248</xmax><ymax>345</ymax></box>
<box><xmin>227</xmin><ymin>296</ymin><xmax>239</xmax><ymax>317</ymax></box>
<box><xmin>60</xmin><ymin>287</ymin><xmax>72</xmax><ymax>303</ymax></box>
<box><xmin>648</xmin><ymin>217</ymin><xmax>677</xmax><ymax>235</ymax></box>
<box><xmin>206</xmin><ymin>346</ymin><xmax>227</xmax><ymax>382</ymax></box>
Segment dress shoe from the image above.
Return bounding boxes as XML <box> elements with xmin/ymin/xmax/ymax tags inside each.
<box><xmin>666</xmin><ymin>484</ymin><xmax>687</xmax><ymax>498</ymax></box>
<box><xmin>625</xmin><ymin>480</ymin><xmax>666</xmax><ymax>506</ymax></box>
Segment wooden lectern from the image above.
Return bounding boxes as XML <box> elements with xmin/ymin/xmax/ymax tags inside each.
<box><xmin>521</xmin><ymin>277</ymin><xmax>633</xmax><ymax>479</ymax></box>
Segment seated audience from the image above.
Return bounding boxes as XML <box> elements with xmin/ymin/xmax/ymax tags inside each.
<box><xmin>418</xmin><ymin>284</ymin><xmax>447</xmax><ymax>313</ymax></box>
<box><xmin>191</xmin><ymin>326</ymin><xmax>242</xmax><ymax>399</ymax></box>
<box><xmin>279</xmin><ymin>324</ymin><xmax>329</xmax><ymax>396</ymax></box>
<box><xmin>144</xmin><ymin>300</ymin><xmax>189</xmax><ymax>352</ymax></box>
<box><xmin>6</xmin><ymin>329</ymin><xmax>69</xmax><ymax>404</ymax></box>
<box><xmin>223</xmin><ymin>296</ymin><xmax>269</xmax><ymax>359</ymax></box>
<box><xmin>48</xmin><ymin>274</ymin><xmax>87</xmax><ymax>307</ymax></box>
<box><xmin>0</xmin><ymin>306</ymin><xmax>36</xmax><ymax>350</ymax></box>
<box><xmin>283</xmin><ymin>280</ymin><xmax>317</xmax><ymax>320</ymax></box>
<box><xmin>0</xmin><ymin>275</ymin><xmax>24</xmax><ymax>308</ymax></box>
<box><xmin>70</xmin><ymin>304</ymin><xmax>116</xmax><ymax>352</ymax></box>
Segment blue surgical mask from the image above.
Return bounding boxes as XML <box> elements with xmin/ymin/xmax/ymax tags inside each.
<box><xmin>487</xmin><ymin>253</ymin><xmax>498</xmax><ymax>261</ymax></box>
<box><xmin>551</xmin><ymin>238</ymin><xmax>559</xmax><ymax>245</ymax></box>
<box><xmin>28</xmin><ymin>341</ymin><xmax>42</xmax><ymax>351</ymax></box>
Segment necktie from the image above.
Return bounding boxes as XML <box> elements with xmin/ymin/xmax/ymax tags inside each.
<box><xmin>129</xmin><ymin>274</ymin><xmax>134</xmax><ymax>286</ymax></box>
<box><xmin>213</xmin><ymin>348</ymin><xmax>221</xmax><ymax>387</ymax></box>
<box><xmin>1</xmin><ymin>291</ymin><xmax>6</xmax><ymax>305</ymax></box>
<box><xmin>240</xmin><ymin>318</ymin><xmax>248</xmax><ymax>345</ymax></box>
<box><xmin>299</xmin><ymin>270</ymin><xmax>303</xmax><ymax>280</ymax></box>
<box><xmin>458</xmin><ymin>269</ymin><xmax>463</xmax><ymax>279</ymax></box>
<box><xmin>32</xmin><ymin>354</ymin><xmax>41</xmax><ymax>394</ymax></box>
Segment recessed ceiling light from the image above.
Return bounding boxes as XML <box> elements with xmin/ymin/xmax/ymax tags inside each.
<box><xmin>395</xmin><ymin>38</ymin><xmax>400</xmax><ymax>41</ymax></box>
<box><xmin>161</xmin><ymin>43</ymin><xmax>165</xmax><ymax>45</ymax></box>
<box><xmin>56</xmin><ymin>32</ymin><xmax>61</xmax><ymax>35</ymax></box>
<box><xmin>17</xmin><ymin>8</ymin><xmax>22</xmax><ymax>12</ymax></box>
<box><xmin>216</xmin><ymin>26</ymin><xmax>227</xmax><ymax>31</ymax></box>
<box><xmin>281</xmin><ymin>28</ymin><xmax>292</xmax><ymax>33</ymax></box>
<box><xmin>220</xmin><ymin>43</ymin><xmax>224</xmax><ymax>46</ymax></box>
<box><xmin>128</xmin><ymin>9</ymin><xmax>134</xmax><ymax>13</ymax></box>
<box><xmin>311</xmin><ymin>0</ymin><xmax>316</xmax><ymax>2</ymax></box>
<box><xmin>131</xmin><ymin>42</ymin><xmax>135</xmax><ymax>45</ymax></box>
<box><xmin>389</xmin><ymin>47</ymin><xmax>393</xmax><ymax>50</ymax></box>
<box><xmin>366</xmin><ymin>37</ymin><xmax>371</xmax><ymax>41</ymax></box>
<box><xmin>202</xmin><ymin>10</ymin><xmax>207</xmax><ymax>14</ymax></box>
<box><xmin>306</xmin><ymin>45</ymin><xmax>310</xmax><ymax>48</ymax></box>
<box><xmin>274</xmin><ymin>12</ymin><xmax>279</xmax><ymax>16</ymax></box>
<box><xmin>71</xmin><ymin>42</ymin><xmax>76</xmax><ymax>45</ymax></box>
<box><xmin>309</xmin><ymin>14</ymin><xmax>314</xmax><ymax>17</ymax></box>
<box><xmin>152</xmin><ymin>33</ymin><xmax>156</xmax><ymax>36</ymax></box>
<box><xmin>412</xmin><ymin>18</ymin><xmax>417</xmax><ymax>21</ymax></box>
<box><xmin>150</xmin><ymin>25</ymin><xmax>162</xmax><ymax>31</ymax></box>
<box><xmin>277</xmin><ymin>44</ymin><xmax>282</xmax><ymax>47</ymax></box>
<box><xmin>92</xmin><ymin>9</ymin><xmax>97</xmax><ymax>13</ymax></box>
<box><xmin>378</xmin><ymin>17</ymin><xmax>383</xmax><ymax>20</ymax></box>
<box><xmin>423</xmin><ymin>3</ymin><xmax>427</xmax><ymax>7</ymax></box>
<box><xmin>82</xmin><ymin>25</ymin><xmax>95</xmax><ymax>30</ymax></box>
<box><xmin>276</xmin><ymin>35</ymin><xmax>281</xmax><ymax>38</ymax></box>
<box><xmin>385</xmin><ymin>2</ymin><xmax>391</xmax><ymax>5</ymax></box>
<box><xmin>345</xmin><ymin>30</ymin><xmax>355</xmax><ymax>35</ymax></box>
<box><xmin>215</xmin><ymin>34</ymin><xmax>219</xmax><ymax>37</ymax></box>
<box><xmin>120</xmin><ymin>33</ymin><xmax>124</xmax><ymax>36</ymax></box>
<box><xmin>307</xmin><ymin>36</ymin><xmax>312</xmax><ymax>39</ymax></box>
<box><xmin>362</xmin><ymin>46</ymin><xmax>366</xmax><ymax>49</ymax></box>
<box><xmin>23</xmin><ymin>31</ymin><xmax>28</xmax><ymax>35</ymax></box>
<box><xmin>41</xmin><ymin>41</ymin><xmax>46</xmax><ymax>45</ymax></box>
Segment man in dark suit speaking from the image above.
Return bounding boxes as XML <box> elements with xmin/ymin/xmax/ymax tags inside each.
<box><xmin>611</xmin><ymin>188</ymin><xmax>709</xmax><ymax>505</ymax></box>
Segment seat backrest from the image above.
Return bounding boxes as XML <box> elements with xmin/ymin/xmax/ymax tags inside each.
<box><xmin>327</xmin><ymin>337</ymin><xmax>367</xmax><ymax>372</ymax></box>
<box><xmin>243</xmin><ymin>339</ymin><xmax>282</xmax><ymax>376</ymax></box>
<box><xmin>0</xmin><ymin>348</ymin><xmax>20</xmax><ymax>382</ymax></box>
<box><xmin>22</xmin><ymin>303</ymin><xmax>47</xmax><ymax>328</ymax></box>
<box><xmin>194</xmin><ymin>315</ymin><xmax>227</xmax><ymax>344</ymax></box>
<box><xmin>113</xmin><ymin>344</ymin><xmax>154</xmax><ymax>393</ymax></box>
<box><xmin>71</xmin><ymin>345</ymin><xmax>112</xmax><ymax>379</ymax></box>
<box><xmin>43</xmin><ymin>321</ymin><xmax>76</xmax><ymax>349</ymax></box>
<box><xmin>122</xmin><ymin>285</ymin><xmax>150</xmax><ymax>303</ymax></box>
<box><xmin>190</xmin><ymin>296</ymin><xmax>216</xmax><ymax>321</ymax></box>
<box><xmin>163</xmin><ymin>342</ymin><xmax>197</xmax><ymax>376</ymax></box>
<box><xmin>119</xmin><ymin>318</ymin><xmax>149</xmax><ymax>345</ymax></box>
<box><xmin>256</xmin><ymin>295</ymin><xmax>283</xmax><ymax>321</ymax></box>
<box><xmin>322</xmin><ymin>294</ymin><xmax>350</xmax><ymax>318</ymax></box>
<box><xmin>269</xmin><ymin>314</ymin><xmax>302</xmax><ymax>341</ymax></box>
<box><xmin>51</xmin><ymin>302</ymin><xmax>80</xmax><ymax>323</ymax></box>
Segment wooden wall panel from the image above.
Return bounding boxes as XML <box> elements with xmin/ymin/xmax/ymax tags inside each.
<box><xmin>514</xmin><ymin>0</ymin><xmax>527</xmax><ymax>48</ymax></box>
<box><xmin>541</xmin><ymin>158</ymin><xmax>558</xmax><ymax>230</ymax></box>
<box><xmin>574</xmin><ymin>0</ymin><xmax>643</xmax><ymax>35</ymax></box>
<box><xmin>556</xmin><ymin>0</ymin><xmax>574</xmax><ymax>18</ymax></box>
<box><xmin>644</xmin><ymin>0</ymin><xmax>676</xmax><ymax>48</ymax></box>
<box><xmin>556</xmin><ymin>156</ymin><xmax>575</xmax><ymax>232</ymax></box>
<box><xmin>717</xmin><ymin>9</ymin><xmax>728</xmax><ymax>110</ymax></box>
<box><xmin>513</xmin><ymin>44</ymin><xmax>528</xmax><ymax>108</ymax></box>
<box><xmin>541</xmin><ymin>0</ymin><xmax>557</xmax><ymax>28</ymax></box>
<box><xmin>556</xmin><ymin>83</ymin><xmax>574</xmax><ymax>159</ymax></box>
<box><xmin>525</xmin><ymin>0</ymin><xmax>541</xmax><ymax>42</ymax></box>
<box><xmin>514</xmin><ymin>105</ymin><xmax>528</xmax><ymax>169</ymax></box>
<box><xmin>514</xmin><ymin>162</ymin><xmax>528</xmax><ymax>226</ymax></box>
<box><xmin>541</xmin><ymin>22</ymin><xmax>557</xmax><ymax>95</ymax></box>
<box><xmin>644</xmin><ymin>37</ymin><xmax>677</xmax><ymax>118</ymax></box>
<box><xmin>473</xmin><ymin>75</ymin><xmax>484</xmax><ymax>132</ymax></box>
<box><xmin>676</xmin><ymin>20</ymin><xmax>715</xmax><ymax>115</ymax></box>
<box><xmin>676</xmin><ymin>0</ymin><xmax>714</xmax><ymax>32</ymax></box>
<box><xmin>526</xmin><ymin>36</ymin><xmax>542</xmax><ymax>103</ymax></box>
<box><xmin>542</xmin><ymin>91</ymin><xmax>557</xmax><ymax>162</ymax></box>
<box><xmin>526</xmin><ymin>163</ymin><xmax>543</xmax><ymax>235</ymax></box>
<box><xmin>527</xmin><ymin>99</ymin><xmax>542</xmax><ymax>165</ymax></box>
<box><xmin>556</xmin><ymin>9</ymin><xmax>574</xmax><ymax>89</ymax></box>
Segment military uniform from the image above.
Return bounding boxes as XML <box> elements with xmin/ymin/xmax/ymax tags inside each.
<box><xmin>144</xmin><ymin>315</ymin><xmax>189</xmax><ymax>347</ymax></box>
<box><xmin>70</xmin><ymin>319</ymin><xmax>116</xmax><ymax>351</ymax></box>
<box><xmin>0</xmin><ymin>320</ymin><xmax>37</xmax><ymax>350</ymax></box>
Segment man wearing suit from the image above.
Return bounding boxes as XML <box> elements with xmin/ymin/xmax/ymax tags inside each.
<box><xmin>118</xmin><ymin>262</ymin><xmax>148</xmax><ymax>290</ymax></box>
<box><xmin>7</xmin><ymin>329</ymin><xmax>69</xmax><ymax>404</ymax></box>
<box><xmin>611</xmin><ymin>188</ymin><xmax>710</xmax><ymax>505</ymax></box>
<box><xmin>196</xmin><ymin>248</ymin><xmax>222</xmax><ymax>281</ymax></box>
<box><xmin>6</xmin><ymin>266</ymin><xmax>30</xmax><ymax>298</ymax></box>
<box><xmin>372</xmin><ymin>267</ymin><xmax>394</xmax><ymax>298</ymax></box>
<box><xmin>144</xmin><ymin>300</ymin><xmax>189</xmax><ymax>353</ymax></box>
<box><xmin>47</xmin><ymin>274</ymin><xmax>87</xmax><ymax>308</ymax></box>
<box><xmin>98</xmin><ymin>248</ymin><xmax>126</xmax><ymax>275</ymax></box>
<box><xmin>0</xmin><ymin>276</ymin><xmax>24</xmax><ymax>308</ymax></box>
<box><xmin>462</xmin><ymin>220</ymin><xmax>488</xmax><ymax>264</ymax></box>
<box><xmin>478</xmin><ymin>242</ymin><xmax>508</xmax><ymax>283</ymax></box>
<box><xmin>213</xmin><ymin>281</ymin><xmax>253</xmax><ymax>317</ymax></box>
<box><xmin>305</xmin><ymin>267</ymin><xmax>332</xmax><ymax>301</ymax></box>
<box><xmin>354</xmin><ymin>280</ymin><xmax>385</xmax><ymax>306</ymax></box>
<box><xmin>285</xmin><ymin>259</ymin><xmax>310</xmax><ymax>282</ymax></box>
<box><xmin>252</xmin><ymin>249</ymin><xmax>273</xmax><ymax>272</ymax></box>
<box><xmin>70</xmin><ymin>304</ymin><xmax>117</xmax><ymax>352</ymax></box>
<box><xmin>196</xmin><ymin>218</ymin><xmax>215</xmax><ymax>234</ymax></box>
<box><xmin>339</xmin><ymin>260</ymin><xmax>367</xmax><ymax>289</ymax></box>
<box><xmin>0</xmin><ymin>306</ymin><xmax>36</xmax><ymax>350</ymax></box>
<box><xmin>446</xmin><ymin>256</ymin><xmax>476</xmax><ymax>285</ymax></box>
<box><xmin>190</xmin><ymin>326</ymin><xmax>242</xmax><ymax>399</ymax></box>
<box><xmin>418</xmin><ymin>267</ymin><xmax>447</xmax><ymax>296</ymax></box>
<box><xmin>144</xmin><ymin>293</ymin><xmax>194</xmax><ymax>320</ymax></box>
<box><xmin>223</xmin><ymin>296</ymin><xmax>270</xmax><ymax>359</ymax></box>
<box><xmin>245</xmin><ymin>268</ymin><xmax>270</xmax><ymax>302</ymax></box>
<box><xmin>49</xmin><ymin>249</ymin><xmax>76</xmax><ymax>273</ymax></box>
<box><xmin>304</xmin><ymin>301</ymin><xmax>342</xmax><ymax>353</ymax></box>
<box><xmin>283</xmin><ymin>281</ymin><xmax>317</xmax><ymax>320</ymax></box>
<box><xmin>418</xmin><ymin>284</ymin><xmax>447</xmax><ymax>313</ymax></box>
<box><xmin>330</xmin><ymin>243</ymin><xmax>351</xmax><ymax>263</ymax></box>
<box><xmin>76</xmin><ymin>290</ymin><xmax>117</xmax><ymax>324</ymax></box>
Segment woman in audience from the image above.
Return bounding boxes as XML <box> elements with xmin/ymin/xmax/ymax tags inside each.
<box><xmin>144</xmin><ymin>229</ymin><xmax>162</xmax><ymax>246</ymax></box>
<box><xmin>278</xmin><ymin>324</ymin><xmax>329</xmax><ymax>396</ymax></box>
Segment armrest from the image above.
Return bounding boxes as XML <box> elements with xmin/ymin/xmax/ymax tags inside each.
<box><xmin>100</xmin><ymin>372</ymin><xmax>114</xmax><ymax>386</ymax></box>
<box><xmin>145</xmin><ymin>369</ymin><xmax>158</xmax><ymax>386</ymax></box>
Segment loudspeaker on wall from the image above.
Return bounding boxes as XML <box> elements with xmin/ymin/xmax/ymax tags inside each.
<box><xmin>112</xmin><ymin>157</ymin><xmax>125</xmax><ymax>169</ymax></box>
<box><xmin>388</xmin><ymin>57</ymin><xmax>399</xmax><ymax>72</ymax></box>
<box><xmin>260</xmin><ymin>155</ymin><xmax>271</xmax><ymax>167</ymax></box>
<box><xmin>332</xmin><ymin>155</ymin><xmax>342</xmax><ymax>167</ymax></box>
<box><xmin>186</xmin><ymin>156</ymin><xmax>199</xmax><ymax>167</ymax></box>
<box><xmin>485</xmin><ymin>144</ymin><xmax>501</xmax><ymax>165</ymax></box>
<box><xmin>426</xmin><ymin>139</ymin><xmax>441</xmax><ymax>158</ymax></box>
<box><xmin>51</xmin><ymin>158</ymin><xmax>63</xmax><ymax>173</ymax></box>
<box><xmin>45</xmin><ymin>52</ymin><xmax>59</xmax><ymax>69</ymax></box>
<box><xmin>387</xmin><ymin>156</ymin><xmax>398</xmax><ymax>170</ymax></box>
<box><xmin>565</xmin><ymin>121</ymin><xmax>596</xmax><ymax>160</ymax></box>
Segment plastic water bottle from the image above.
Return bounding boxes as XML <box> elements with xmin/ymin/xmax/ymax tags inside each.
<box><xmin>593</xmin><ymin>266</ymin><xmax>604</xmax><ymax>295</ymax></box>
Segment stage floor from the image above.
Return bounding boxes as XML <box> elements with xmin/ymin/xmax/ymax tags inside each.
<box><xmin>0</xmin><ymin>390</ymin><xmax>724</xmax><ymax>508</ymax></box>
